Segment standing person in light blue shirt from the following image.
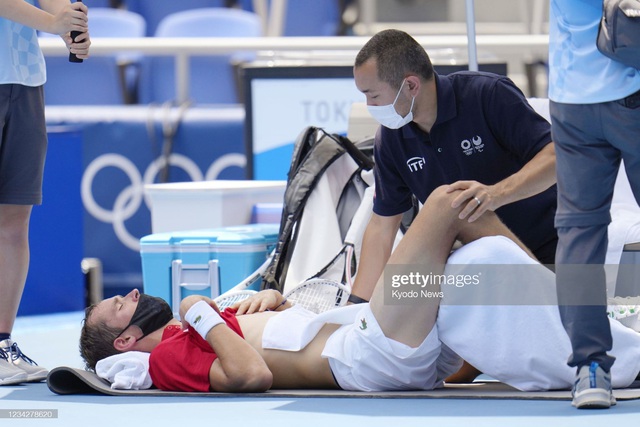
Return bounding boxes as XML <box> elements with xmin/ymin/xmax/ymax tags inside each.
<box><xmin>0</xmin><ymin>0</ymin><xmax>89</xmax><ymax>386</ymax></box>
<box><xmin>548</xmin><ymin>0</ymin><xmax>640</xmax><ymax>410</ymax></box>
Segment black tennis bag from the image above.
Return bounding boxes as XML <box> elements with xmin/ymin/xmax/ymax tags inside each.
<box><xmin>261</xmin><ymin>126</ymin><xmax>375</xmax><ymax>293</ymax></box>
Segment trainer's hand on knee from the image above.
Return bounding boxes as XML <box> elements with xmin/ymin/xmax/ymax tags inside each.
<box><xmin>447</xmin><ymin>180</ymin><xmax>499</xmax><ymax>222</ymax></box>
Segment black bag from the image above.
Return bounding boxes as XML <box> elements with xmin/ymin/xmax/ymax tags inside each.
<box><xmin>261</xmin><ymin>127</ymin><xmax>375</xmax><ymax>293</ymax></box>
<box><xmin>597</xmin><ymin>0</ymin><xmax>640</xmax><ymax>69</ymax></box>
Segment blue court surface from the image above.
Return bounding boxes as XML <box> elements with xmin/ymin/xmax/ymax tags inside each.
<box><xmin>2</xmin><ymin>311</ymin><xmax>640</xmax><ymax>426</ymax></box>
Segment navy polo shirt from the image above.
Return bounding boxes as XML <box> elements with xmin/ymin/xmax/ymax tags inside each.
<box><xmin>373</xmin><ymin>71</ymin><xmax>557</xmax><ymax>253</ymax></box>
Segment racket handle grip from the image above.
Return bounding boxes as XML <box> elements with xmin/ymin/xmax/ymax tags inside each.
<box><xmin>68</xmin><ymin>0</ymin><xmax>84</xmax><ymax>63</ymax></box>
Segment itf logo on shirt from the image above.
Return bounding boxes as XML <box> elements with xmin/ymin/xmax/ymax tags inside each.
<box><xmin>461</xmin><ymin>136</ymin><xmax>484</xmax><ymax>156</ymax></box>
<box><xmin>406</xmin><ymin>157</ymin><xmax>426</xmax><ymax>172</ymax></box>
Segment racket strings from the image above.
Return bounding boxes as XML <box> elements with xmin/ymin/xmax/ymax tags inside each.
<box><xmin>285</xmin><ymin>279</ymin><xmax>350</xmax><ymax>314</ymax></box>
<box><xmin>214</xmin><ymin>290</ymin><xmax>258</xmax><ymax>309</ymax></box>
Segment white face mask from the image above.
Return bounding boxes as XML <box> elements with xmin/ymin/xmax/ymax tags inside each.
<box><xmin>367</xmin><ymin>79</ymin><xmax>415</xmax><ymax>129</ymax></box>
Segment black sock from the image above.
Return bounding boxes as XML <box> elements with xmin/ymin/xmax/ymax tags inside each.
<box><xmin>0</xmin><ymin>333</ymin><xmax>11</xmax><ymax>342</ymax></box>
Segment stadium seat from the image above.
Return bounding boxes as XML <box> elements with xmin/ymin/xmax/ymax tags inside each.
<box><xmin>138</xmin><ymin>8</ymin><xmax>262</xmax><ymax>105</ymax></box>
<box><xmin>124</xmin><ymin>0</ymin><xmax>226</xmax><ymax>36</ymax></box>
<box><xmin>239</xmin><ymin>0</ymin><xmax>342</xmax><ymax>36</ymax></box>
<box><xmin>87</xmin><ymin>7</ymin><xmax>146</xmax><ymax>37</ymax></box>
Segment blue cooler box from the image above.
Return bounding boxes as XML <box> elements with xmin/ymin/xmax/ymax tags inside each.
<box><xmin>140</xmin><ymin>223</ymin><xmax>279</xmax><ymax>316</ymax></box>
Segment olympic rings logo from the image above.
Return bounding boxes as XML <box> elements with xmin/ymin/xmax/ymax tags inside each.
<box><xmin>81</xmin><ymin>152</ymin><xmax>246</xmax><ymax>251</ymax></box>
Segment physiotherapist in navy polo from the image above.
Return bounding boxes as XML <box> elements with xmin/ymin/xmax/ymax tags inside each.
<box><xmin>349</xmin><ymin>28</ymin><xmax>557</xmax><ymax>383</ymax></box>
<box><xmin>350</xmin><ymin>29</ymin><xmax>557</xmax><ymax>301</ymax></box>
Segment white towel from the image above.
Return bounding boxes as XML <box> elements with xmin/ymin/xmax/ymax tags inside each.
<box><xmin>438</xmin><ymin>235</ymin><xmax>640</xmax><ymax>391</ymax></box>
<box><xmin>262</xmin><ymin>304</ymin><xmax>362</xmax><ymax>351</ymax></box>
<box><xmin>96</xmin><ymin>351</ymin><xmax>153</xmax><ymax>390</ymax></box>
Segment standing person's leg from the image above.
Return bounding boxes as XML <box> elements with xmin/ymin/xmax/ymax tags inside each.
<box><xmin>0</xmin><ymin>204</ymin><xmax>32</xmax><ymax>385</ymax></box>
<box><xmin>0</xmin><ymin>205</ymin><xmax>32</xmax><ymax>335</ymax></box>
<box><xmin>551</xmin><ymin>100</ymin><xmax>620</xmax><ymax>408</ymax></box>
<box><xmin>0</xmin><ymin>84</ymin><xmax>49</xmax><ymax>383</ymax></box>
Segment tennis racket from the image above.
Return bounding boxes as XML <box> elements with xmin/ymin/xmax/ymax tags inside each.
<box><xmin>284</xmin><ymin>278</ymin><xmax>350</xmax><ymax>314</ymax></box>
<box><xmin>214</xmin><ymin>290</ymin><xmax>258</xmax><ymax>310</ymax></box>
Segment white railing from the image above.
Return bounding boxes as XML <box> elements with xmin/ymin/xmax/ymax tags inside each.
<box><xmin>39</xmin><ymin>35</ymin><xmax>548</xmax><ymax>103</ymax></box>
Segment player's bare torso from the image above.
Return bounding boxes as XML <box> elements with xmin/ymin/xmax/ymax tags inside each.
<box><xmin>236</xmin><ymin>311</ymin><xmax>340</xmax><ymax>389</ymax></box>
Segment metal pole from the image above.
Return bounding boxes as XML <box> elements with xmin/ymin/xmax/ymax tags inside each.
<box><xmin>360</xmin><ymin>0</ymin><xmax>376</xmax><ymax>36</ymax></box>
<box><xmin>253</xmin><ymin>0</ymin><xmax>269</xmax><ymax>34</ymax></box>
<box><xmin>465</xmin><ymin>0</ymin><xmax>479</xmax><ymax>71</ymax></box>
<box><xmin>267</xmin><ymin>0</ymin><xmax>287</xmax><ymax>37</ymax></box>
<box><xmin>532</xmin><ymin>0</ymin><xmax>546</xmax><ymax>34</ymax></box>
<box><xmin>176</xmin><ymin>53</ymin><xmax>189</xmax><ymax>104</ymax></box>
<box><xmin>82</xmin><ymin>258</ymin><xmax>103</xmax><ymax>307</ymax></box>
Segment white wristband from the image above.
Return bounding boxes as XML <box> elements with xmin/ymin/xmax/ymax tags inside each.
<box><xmin>184</xmin><ymin>300</ymin><xmax>225</xmax><ymax>340</ymax></box>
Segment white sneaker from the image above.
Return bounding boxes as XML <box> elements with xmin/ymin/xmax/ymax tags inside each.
<box><xmin>572</xmin><ymin>362</ymin><xmax>616</xmax><ymax>409</ymax></box>
<box><xmin>0</xmin><ymin>339</ymin><xmax>48</xmax><ymax>383</ymax></box>
<box><xmin>0</xmin><ymin>347</ymin><xmax>27</xmax><ymax>386</ymax></box>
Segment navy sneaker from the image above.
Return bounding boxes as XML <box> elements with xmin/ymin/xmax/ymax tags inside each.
<box><xmin>572</xmin><ymin>362</ymin><xmax>616</xmax><ymax>409</ymax></box>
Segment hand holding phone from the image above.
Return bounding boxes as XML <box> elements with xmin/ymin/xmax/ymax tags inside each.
<box><xmin>68</xmin><ymin>0</ymin><xmax>84</xmax><ymax>63</ymax></box>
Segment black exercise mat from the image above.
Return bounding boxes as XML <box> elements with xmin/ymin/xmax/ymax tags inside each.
<box><xmin>46</xmin><ymin>366</ymin><xmax>638</xmax><ymax>400</ymax></box>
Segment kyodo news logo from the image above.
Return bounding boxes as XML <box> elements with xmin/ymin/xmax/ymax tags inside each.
<box><xmin>81</xmin><ymin>152</ymin><xmax>245</xmax><ymax>251</ymax></box>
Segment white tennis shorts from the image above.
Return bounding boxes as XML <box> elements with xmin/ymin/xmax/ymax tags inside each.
<box><xmin>321</xmin><ymin>304</ymin><xmax>444</xmax><ymax>392</ymax></box>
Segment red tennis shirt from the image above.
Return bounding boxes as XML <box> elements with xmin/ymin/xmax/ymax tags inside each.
<box><xmin>148</xmin><ymin>308</ymin><xmax>243</xmax><ymax>391</ymax></box>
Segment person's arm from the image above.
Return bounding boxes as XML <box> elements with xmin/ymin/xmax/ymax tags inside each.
<box><xmin>179</xmin><ymin>296</ymin><xmax>273</xmax><ymax>392</ymax></box>
<box><xmin>40</xmin><ymin>0</ymin><xmax>91</xmax><ymax>59</ymax></box>
<box><xmin>0</xmin><ymin>0</ymin><xmax>87</xmax><ymax>35</ymax></box>
<box><xmin>448</xmin><ymin>142</ymin><xmax>556</xmax><ymax>222</ymax></box>
<box><xmin>349</xmin><ymin>212</ymin><xmax>403</xmax><ymax>302</ymax></box>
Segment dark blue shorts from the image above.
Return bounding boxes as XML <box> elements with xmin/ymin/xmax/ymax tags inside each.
<box><xmin>0</xmin><ymin>84</ymin><xmax>47</xmax><ymax>205</ymax></box>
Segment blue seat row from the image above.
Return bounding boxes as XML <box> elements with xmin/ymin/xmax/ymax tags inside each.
<box><xmin>111</xmin><ymin>0</ymin><xmax>341</xmax><ymax>37</ymax></box>
<box><xmin>42</xmin><ymin>2</ymin><xmax>343</xmax><ymax>105</ymax></box>
<box><xmin>43</xmin><ymin>7</ymin><xmax>260</xmax><ymax>105</ymax></box>
<box><xmin>139</xmin><ymin>8</ymin><xmax>262</xmax><ymax>105</ymax></box>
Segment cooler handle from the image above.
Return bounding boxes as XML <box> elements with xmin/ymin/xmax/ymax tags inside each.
<box><xmin>171</xmin><ymin>259</ymin><xmax>220</xmax><ymax>318</ymax></box>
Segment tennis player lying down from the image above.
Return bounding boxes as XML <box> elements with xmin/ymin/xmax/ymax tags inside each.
<box><xmin>80</xmin><ymin>186</ymin><xmax>640</xmax><ymax>393</ymax></box>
